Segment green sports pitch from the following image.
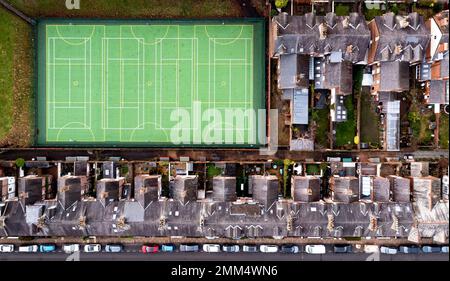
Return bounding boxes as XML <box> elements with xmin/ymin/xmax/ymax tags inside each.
<box><xmin>36</xmin><ymin>20</ymin><xmax>265</xmax><ymax>147</ymax></box>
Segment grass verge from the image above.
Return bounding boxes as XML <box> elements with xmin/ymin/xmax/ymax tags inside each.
<box><xmin>0</xmin><ymin>8</ymin><xmax>33</xmax><ymax>147</ymax></box>
<box><xmin>8</xmin><ymin>0</ymin><xmax>243</xmax><ymax>18</ymax></box>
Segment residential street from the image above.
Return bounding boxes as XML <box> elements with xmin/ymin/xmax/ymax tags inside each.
<box><xmin>0</xmin><ymin>251</ymin><xmax>447</xmax><ymax>261</ymax></box>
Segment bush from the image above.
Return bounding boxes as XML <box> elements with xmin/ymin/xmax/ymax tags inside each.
<box><xmin>207</xmin><ymin>165</ymin><xmax>223</xmax><ymax>178</ymax></box>
<box><xmin>15</xmin><ymin>158</ymin><xmax>25</xmax><ymax>168</ymax></box>
<box><xmin>365</xmin><ymin>8</ymin><xmax>384</xmax><ymax>21</ymax></box>
<box><xmin>275</xmin><ymin>0</ymin><xmax>288</xmax><ymax>9</ymax></box>
<box><xmin>306</xmin><ymin>164</ymin><xmax>320</xmax><ymax>175</ymax></box>
<box><xmin>335</xmin><ymin>4</ymin><xmax>350</xmax><ymax>16</ymax></box>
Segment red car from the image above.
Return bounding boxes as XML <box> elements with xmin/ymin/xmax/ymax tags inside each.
<box><xmin>141</xmin><ymin>245</ymin><xmax>159</xmax><ymax>253</ymax></box>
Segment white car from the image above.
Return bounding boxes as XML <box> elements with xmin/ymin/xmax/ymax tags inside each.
<box><xmin>83</xmin><ymin>244</ymin><xmax>101</xmax><ymax>253</ymax></box>
<box><xmin>63</xmin><ymin>244</ymin><xmax>80</xmax><ymax>253</ymax></box>
<box><xmin>364</xmin><ymin>245</ymin><xmax>380</xmax><ymax>253</ymax></box>
<box><xmin>202</xmin><ymin>244</ymin><xmax>221</xmax><ymax>253</ymax></box>
<box><xmin>0</xmin><ymin>244</ymin><xmax>14</xmax><ymax>253</ymax></box>
<box><xmin>259</xmin><ymin>245</ymin><xmax>278</xmax><ymax>253</ymax></box>
<box><xmin>18</xmin><ymin>245</ymin><xmax>38</xmax><ymax>253</ymax></box>
<box><xmin>305</xmin><ymin>245</ymin><xmax>326</xmax><ymax>254</ymax></box>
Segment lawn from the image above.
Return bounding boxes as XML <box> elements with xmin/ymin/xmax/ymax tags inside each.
<box><xmin>334</xmin><ymin>66</ymin><xmax>361</xmax><ymax>149</ymax></box>
<box><xmin>360</xmin><ymin>87</ymin><xmax>379</xmax><ymax>146</ymax></box>
<box><xmin>335</xmin><ymin>96</ymin><xmax>356</xmax><ymax>148</ymax></box>
<box><xmin>439</xmin><ymin>113</ymin><xmax>449</xmax><ymax>149</ymax></box>
<box><xmin>312</xmin><ymin>107</ymin><xmax>330</xmax><ymax>149</ymax></box>
<box><xmin>0</xmin><ymin>8</ymin><xmax>33</xmax><ymax>147</ymax></box>
<box><xmin>408</xmin><ymin>104</ymin><xmax>434</xmax><ymax>146</ymax></box>
<box><xmin>8</xmin><ymin>0</ymin><xmax>243</xmax><ymax>18</ymax></box>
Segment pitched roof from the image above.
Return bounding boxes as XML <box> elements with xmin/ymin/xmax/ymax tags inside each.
<box><xmin>379</xmin><ymin>61</ymin><xmax>410</xmax><ymax>92</ymax></box>
<box><xmin>273</xmin><ymin>12</ymin><xmax>370</xmax><ymax>63</ymax></box>
<box><xmin>279</xmin><ymin>54</ymin><xmax>310</xmax><ymax>89</ymax></box>
<box><xmin>372</xmin><ymin>12</ymin><xmax>430</xmax><ymax>63</ymax></box>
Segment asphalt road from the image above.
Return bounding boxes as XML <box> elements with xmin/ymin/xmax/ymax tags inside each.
<box><xmin>1</xmin><ymin>243</ymin><xmax>448</xmax><ymax>261</ymax></box>
<box><xmin>0</xmin><ymin>251</ymin><xmax>448</xmax><ymax>261</ymax></box>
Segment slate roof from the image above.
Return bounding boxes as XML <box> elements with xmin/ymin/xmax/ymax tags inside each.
<box><xmin>0</xmin><ymin>198</ymin><xmax>418</xmax><ymax>239</ymax></box>
<box><xmin>291</xmin><ymin>176</ymin><xmax>321</xmax><ymax>202</ymax></box>
<box><xmin>429</xmin><ymin>79</ymin><xmax>449</xmax><ymax>104</ymax></box>
<box><xmin>279</xmin><ymin>54</ymin><xmax>310</xmax><ymax>89</ymax></box>
<box><xmin>315</xmin><ymin>58</ymin><xmax>353</xmax><ymax>94</ymax></box>
<box><xmin>379</xmin><ymin>61</ymin><xmax>410</xmax><ymax>92</ymax></box>
<box><xmin>273</xmin><ymin>12</ymin><xmax>370</xmax><ymax>63</ymax></box>
<box><xmin>371</xmin><ymin>12</ymin><xmax>430</xmax><ymax>63</ymax></box>
<box><xmin>330</xmin><ymin>177</ymin><xmax>359</xmax><ymax>203</ymax></box>
<box><xmin>388</xmin><ymin>175</ymin><xmax>411</xmax><ymax>203</ymax></box>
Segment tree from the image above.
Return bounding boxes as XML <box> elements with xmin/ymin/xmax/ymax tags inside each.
<box><xmin>15</xmin><ymin>158</ymin><xmax>25</xmax><ymax>168</ymax></box>
<box><xmin>312</xmin><ymin>110</ymin><xmax>319</xmax><ymax>122</ymax></box>
<box><xmin>275</xmin><ymin>0</ymin><xmax>288</xmax><ymax>9</ymax></box>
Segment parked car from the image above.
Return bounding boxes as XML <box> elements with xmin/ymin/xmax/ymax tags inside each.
<box><xmin>180</xmin><ymin>244</ymin><xmax>199</xmax><ymax>252</ymax></box>
<box><xmin>305</xmin><ymin>245</ymin><xmax>326</xmax><ymax>254</ymax></box>
<box><xmin>421</xmin><ymin>245</ymin><xmax>441</xmax><ymax>253</ymax></box>
<box><xmin>18</xmin><ymin>245</ymin><xmax>38</xmax><ymax>253</ymax></box>
<box><xmin>259</xmin><ymin>245</ymin><xmax>278</xmax><ymax>253</ymax></box>
<box><xmin>242</xmin><ymin>245</ymin><xmax>258</xmax><ymax>253</ymax></box>
<box><xmin>141</xmin><ymin>245</ymin><xmax>159</xmax><ymax>253</ymax></box>
<box><xmin>105</xmin><ymin>244</ymin><xmax>123</xmax><ymax>253</ymax></box>
<box><xmin>363</xmin><ymin>245</ymin><xmax>380</xmax><ymax>253</ymax></box>
<box><xmin>39</xmin><ymin>244</ymin><xmax>56</xmax><ymax>253</ymax></box>
<box><xmin>333</xmin><ymin>245</ymin><xmax>352</xmax><ymax>253</ymax></box>
<box><xmin>399</xmin><ymin>245</ymin><xmax>419</xmax><ymax>254</ymax></box>
<box><xmin>0</xmin><ymin>244</ymin><xmax>14</xmax><ymax>253</ymax></box>
<box><xmin>380</xmin><ymin>246</ymin><xmax>398</xmax><ymax>255</ymax></box>
<box><xmin>202</xmin><ymin>244</ymin><xmax>221</xmax><ymax>253</ymax></box>
<box><xmin>63</xmin><ymin>244</ymin><xmax>80</xmax><ymax>253</ymax></box>
<box><xmin>222</xmin><ymin>244</ymin><xmax>239</xmax><ymax>253</ymax></box>
<box><xmin>441</xmin><ymin>246</ymin><xmax>449</xmax><ymax>253</ymax></box>
<box><xmin>83</xmin><ymin>244</ymin><xmax>101</xmax><ymax>253</ymax></box>
<box><xmin>161</xmin><ymin>244</ymin><xmax>175</xmax><ymax>252</ymax></box>
<box><xmin>280</xmin><ymin>245</ymin><xmax>299</xmax><ymax>254</ymax></box>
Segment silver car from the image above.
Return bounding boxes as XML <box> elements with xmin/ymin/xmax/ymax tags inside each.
<box><xmin>180</xmin><ymin>244</ymin><xmax>199</xmax><ymax>252</ymax></box>
<box><xmin>222</xmin><ymin>245</ymin><xmax>239</xmax><ymax>253</ymax></box>
<box><xmin>243</xmin><ymin>245</ymin><xmax>258</xmax><ymax>253</ymax></box>
<box><xmin>105</xmin><ymin>244</ymin><xmax>123</xmax><ymax>253</ymax></box>
<box><xmin>380</xmin><ymin>246</ymin><xmax>398</xmax><ymax>255</ymax></box>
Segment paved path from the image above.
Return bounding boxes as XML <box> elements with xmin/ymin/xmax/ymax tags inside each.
<box><xmin>0</xmin><ymin>0</ymin><xmax>35</xmax><ymax>24</ymax></box>
<box><xmin>1</xmin><ymin>148</ymin><xmax>448</xmax><ymax>162</ymax></box>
